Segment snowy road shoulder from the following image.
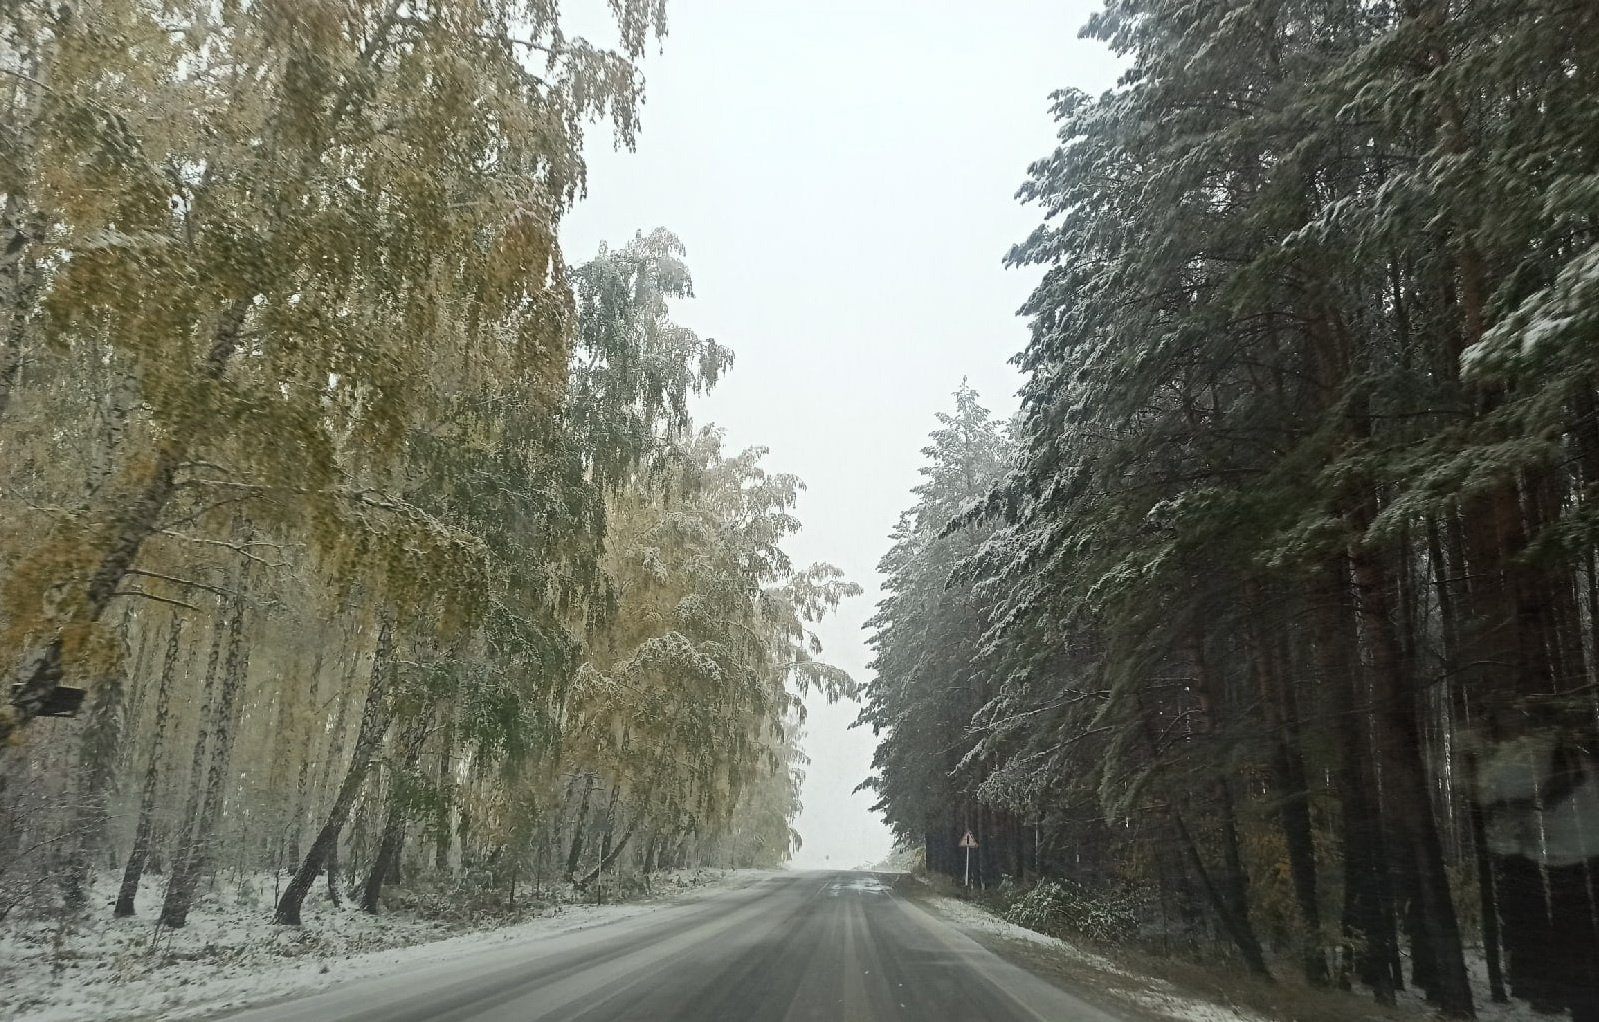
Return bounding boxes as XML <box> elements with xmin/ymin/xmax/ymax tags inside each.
<box><xmin>912</xmin><ymin>881</ymin><xmax>1541</xmax><ymax>1022</ymax></box>
<box><xmin>915</xmin><ymin>888</ymin><xmax>1276</xmax><ymax>1022</ymax></box>
<box><xmin>1</xmin><ymin>869</ymin><xmax>766</xmax><ymax>1022</ymax></box>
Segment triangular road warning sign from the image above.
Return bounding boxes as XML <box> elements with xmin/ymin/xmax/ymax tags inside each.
<box><xmin>959</xmin><ymin>830</ymin><xmax>978</xmax><ymax>848</ymax></box>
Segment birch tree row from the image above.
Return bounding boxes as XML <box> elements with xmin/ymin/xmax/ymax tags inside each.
<box><xmin>1</xmin><ymin>0</ymin><xmax>854</xmax><ymax>928</ymax></box>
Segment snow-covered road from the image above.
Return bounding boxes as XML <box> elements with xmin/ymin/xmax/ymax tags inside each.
<box><xmin>212</xmin><ymin>870</ymin><xmax>1126</xmax><ymax>1021</ymax></box>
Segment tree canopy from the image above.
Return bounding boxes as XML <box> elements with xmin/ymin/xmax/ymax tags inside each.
<box><xmin>1</xmin><ymin>0</ymin><xmax>855</xmax><ymax>934</ymax></box>
<box><xmin>865</xmin><ymin>3</ymin><xmax>1599</xmax><ymax>1019</ymax></box>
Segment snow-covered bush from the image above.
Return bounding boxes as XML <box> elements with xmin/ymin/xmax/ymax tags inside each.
<box><xmin>1003</xmin><ymin>879</ymin><xmax>1137</xmax><ymax>946</ymax></box>
<box><xmin>380</xmin><ymin>873</ymin><xmax>545</xmax><ymax>924</ymax></box>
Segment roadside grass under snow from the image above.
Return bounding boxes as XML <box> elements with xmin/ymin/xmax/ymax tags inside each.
<box><xmin>912</xmin><ymin>876</ymin><xmax>1555</xmax><ymax>1022</ymax></box>
<box><xmin>922</xmin><ymin>890</ymin><xmax>1272</xmax><ymax>1022</ymax></box>
<box><xmin>0</xmin><ymin>868</ymin><xmax>753</xmax><ymax>1022</ymax></box>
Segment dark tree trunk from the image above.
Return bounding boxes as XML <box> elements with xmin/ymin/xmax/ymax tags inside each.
<box><xmin>1316</xmin><ymin>563</ymin><xmax>1398</xmax><ymax>1002</ymax></box>
<box><xmin>1468</xmin><ymin>798</ymin><xmax>1508</xmax><ymax>1003</ymax></box>
<box><xmin>1165</xmin><ymin>629</ymin><xmax>1271</xmax><ymax>978</ymax></box>
<box><xmin>158</xmin><ymin>605</ymin><xmax>228</xmax><ymax>927</ymax></box>
<box><xmin>276</xmin><ymin>621</ymin><xmax>393</xmax><ymax>926</ymax></box>
<box><xmin>1215</xmin><ymin>782</ymin><xmax>1260</xmax><ymax>962</ymax></box>
<box><xmin>1431</xmin><ymin>521</ymin><xmax>1510</xmax><ymax>1005</ymax></box>
<box><xmin>435</xmin><ymin>708</ymin><xmax>454</xmax><ymax>873</ymax></box>
<box><xmin>1247</xmin><ymin>596</ymin><xmax>1328</xmax><ymax>985</ymax></box>
<box><xmin>1397</xmin><ymin>827</ymin><xmax>1435</xmax><ymax>995</ymax></box>
<box><xmin>642</xmin><ymin>831</ymin><xmax>658</xmax><ymax>876</ymax></box>
<box><xmin>1170</xmin><ymin>805</ymin><xmax>1271</xmax><ymax>978</ymax></box>
<box><xmin>326</xmin><ymin>837</ymin><xmax>342</xmax><ymax>907</ymax></box>
<box><xmin>116</xmin><ymin>616</ymin><xmax>184</xmax><ymax>917</ymax></box>
<box><xmin>286</xmin><ymin>649</ymin><xmax>325</xmax><ymax>870</ymax></box>
<box><xmin>565</xmin><ymin>774</ymin><xmax>595</xmax><ymax>882</ymax></box>
<box><xmin>1349</xmin><ymin>531</ymin><xmax>1473</xmax><ymax>1018</ymax></box>
<box><xmin>63</xmin><ymin>668</ymin><xmax>125</xmax><ymax>910</ymax></box>
<box><xmin>359</xmin><ymin>818</ymin><xmax>406</xmax><ymax>914</ymax></box>
<box><xmin>579</xmin><ymin>820</ymin><xmax>637</xmax><ymax>889</ymax></box>
<box><xmin>310</xmin><ymin>652</ymin><xmax>359</xmax><ymax>848</ymax></box>
<box><xmin>588</xmin><ymin>784</ymin><xmax>621</xmax><ymax>888</ymax></box>
<box><xmin>1498</xmin><ymin>855</ymin><xmax>1599</xmax><ymax>1022</ymax></box>
<box><xmin>361</xmin><ymin>708</ymin><xmax>432</xmax><ymax>912</ymax></box>
<box><xmin>160</xmin><ymin>587</ymin><xmax>249</xmax><ymax>928</ymax></box>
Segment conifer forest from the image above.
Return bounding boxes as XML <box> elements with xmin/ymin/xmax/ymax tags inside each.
<box><xmin>4</xmin><ymin>1</ymin><xmax>1599</xmax><ymax>1021</ymax></box>
<box><xmin>860</xmin><ymin>2</ymin><xmax>1599</xmax><ymax>1020</ymax></box>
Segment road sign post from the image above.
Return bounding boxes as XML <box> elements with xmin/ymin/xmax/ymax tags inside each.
<box><xmin>959</xmin><ymin>830</ymin><xmax>978</xmax><ymax>888</ymax></box>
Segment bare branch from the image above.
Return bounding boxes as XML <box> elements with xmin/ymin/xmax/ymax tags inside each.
<box><xmin>155</xmin><ymin>529</ymin><xmax>297</xmax><ymax>567</ymax></box>
<box><xmin>124</xmin><ymin>569</ymin><xmax>229</xmax><ymax>596</ymax></box>
<box><xmin>110</xmin><ymin>590</ymin><xmax>204</xmax><ymax>612</ymax></box>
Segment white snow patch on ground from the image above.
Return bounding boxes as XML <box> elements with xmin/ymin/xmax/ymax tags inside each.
<box><xmin>836</xmin><ymin>875</ymin><xmax>893</xmax><ymax>895</ymax></box>
<box><xmin>1</xmin><ymin>869</ymin><xmax>759</xmax><ymax>1022</ymax></box>
<box><xmin>1394</xmin><ymin>952</ymin><xmax>1553</xmax><ymax>1022</ymax></box>
<box><xmin>924</xmin><ymin>893</ymin><xmax>1135</xmax><ymax>977</ymax></box>
<box><xmin>1125</xmin><ymin>990</ymin><xmax>1274</xmax><ymax>1022</ymax></box>
<box><xmin>922</xmin><ymin>888</ymin><xmax>1553</xmax><ymax>1022</ymax></box>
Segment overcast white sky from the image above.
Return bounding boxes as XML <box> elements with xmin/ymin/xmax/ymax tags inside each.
<box><xmin>561</xmin><ymin>0</ymin><xmax>1121</xmax><ymax>869</ymax></box>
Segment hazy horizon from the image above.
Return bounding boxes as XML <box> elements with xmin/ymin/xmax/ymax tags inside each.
<box><xmin>562</xmin><ymin>0</ymin><xmax>1121</xmax><ymax>869</ymax></box>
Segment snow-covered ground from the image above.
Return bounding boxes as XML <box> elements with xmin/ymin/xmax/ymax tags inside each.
<box><xmin>1391</xmin><ymin>957</ymin><xmax>1551</xmax><ymax>1022</ymax></box>
<box><xmin>0</xmin><ymin>869</ymin><xmax>759</xmax><ymax>1022</ymax></box>
<box><xmin>922</xmin><ymin>892</ymin><xmax>1273</xmax><ymax>1022</ymax></box>
<box><xmin>7</xmin><ymin>869</ymin><xmax>1559</xmax><ymax>1022</ymax></box>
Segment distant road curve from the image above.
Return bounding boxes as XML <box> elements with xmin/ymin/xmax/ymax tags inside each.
<box><xmin>216</xmin><ymin>870</ymin><xmax>1126</xmax><ymax>1021</ymax></box>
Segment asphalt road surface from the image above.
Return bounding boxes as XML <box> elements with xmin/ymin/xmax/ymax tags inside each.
<box><xmin>218</xmin><ymin>871</ymin><xmax>1127</xmax><ymax>1021</ymax></box>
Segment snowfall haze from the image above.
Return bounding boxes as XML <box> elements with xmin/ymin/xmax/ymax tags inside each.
<box><xmin>7</xmin><ymin>1</ymin><xmax>1597</xmax><ymax>1020</ymax></box>
<box><xmin>562</xmin><ymin>0</ymin><xmax>1123</xmax><ymax>870</ymax></box>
